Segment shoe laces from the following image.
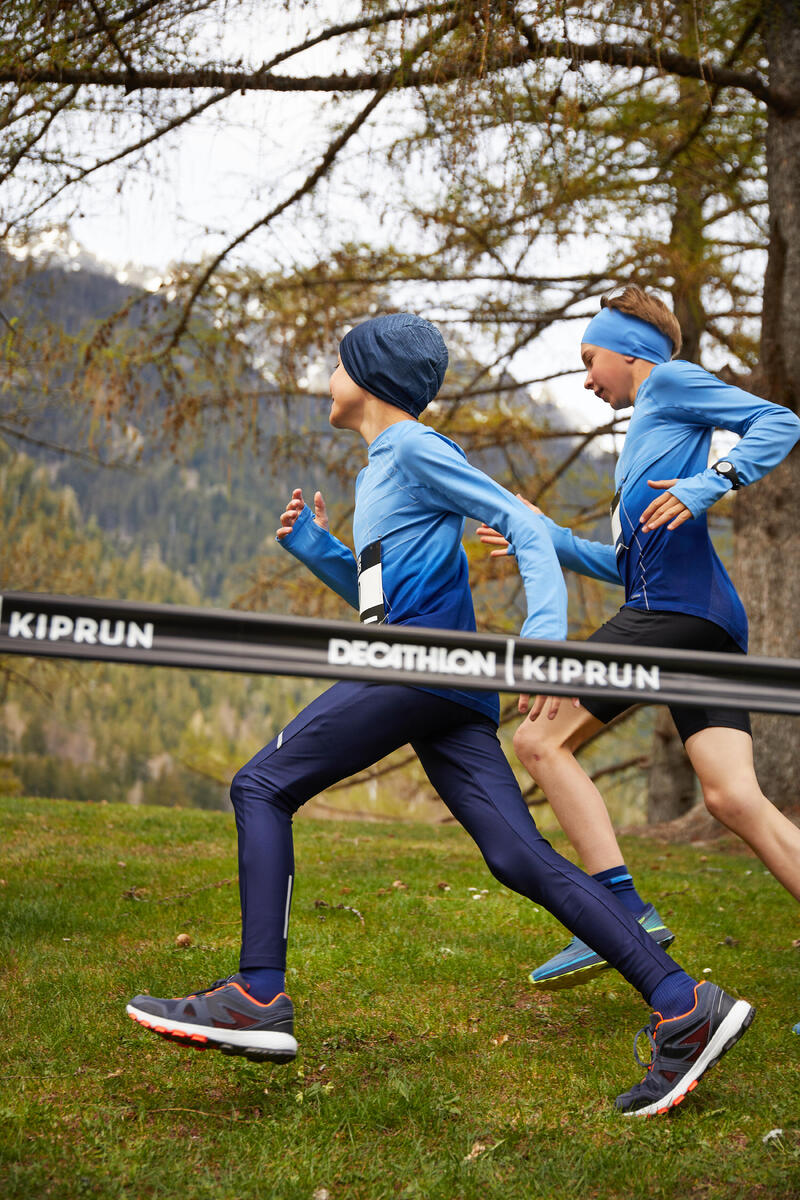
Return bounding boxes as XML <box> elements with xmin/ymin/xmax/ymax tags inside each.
<box><xmin>559</xmin><ymin>934</ymin><xmax>588</xmax><ymax>953</ymax></box>
<box><xmin>190</xmin><ymin>975</ymin><xmax>237</xmax><ymax>999</ymax></box>
<box><xmin>632</xmin><ymin>1023</ymin><xmax>658</xmax><ymax>1070</ymax></box>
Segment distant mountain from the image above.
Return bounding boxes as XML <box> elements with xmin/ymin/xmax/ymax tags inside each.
<box><xmin>3</xmin><ymin>243</ymin><xmax>616</xmax><ymax>603</ymax></box>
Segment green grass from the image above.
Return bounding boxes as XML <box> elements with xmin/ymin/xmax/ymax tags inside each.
<box><xmin>1</xmin><ymin>795</ymin><xmax>799</xmax><ymax>1200</ymax></box>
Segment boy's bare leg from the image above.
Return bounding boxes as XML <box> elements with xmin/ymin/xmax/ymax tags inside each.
<box><xmin>514</xmin><ymin>698</ymin><xmax>677</xmax><ymax>989</ymax></box>
<box><xmin>512</xmin><ymin>701</ymin><xmax>622</xmax><ymax>875</ymax></box>
<box><xmin>686</xmin><ymin>726</ymin><xmax>800</xmax><ymax>903</ymax></box>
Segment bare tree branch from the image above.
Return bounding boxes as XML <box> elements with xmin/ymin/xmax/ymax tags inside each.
<box><xmin>0</xmin><ymin>422</ymin><xmax>134</xmax><ymax>467</ymax></box>
<box><xmin>163</xmin><ymin>10</ymin><xmax>463</xmax><ymax>348</ymax></box>
<box><xmin>3</xmin><ymin>25</ymin><xmax>792</xmax><ymax>111</ymax></box>
<box><xmin>0</xmin><ymin>85</ymin><xmax>81</xmax><ymax>188</ymax></box>
<box><xmin>5</xmin><ymin>87</ymin><xmax>234</xmax><ymax>233</ymax></box>
<box><xmin>654</xmin><ymin>5</ymin><xmax>766</xmax><ymax>174</ymax></box>
<box><xmin>85</xmin><ymin>0</ymin><xmax>141</xmax><ymax>89</ymax></box>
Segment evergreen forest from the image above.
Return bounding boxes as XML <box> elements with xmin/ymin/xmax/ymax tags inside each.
<box><xmin>1</xmin><ymin>249</ymin><xmax>734</xmax><ymax>823</ymax></box>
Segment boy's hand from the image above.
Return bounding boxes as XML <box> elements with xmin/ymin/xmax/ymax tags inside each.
<box><xmin>276</xmin><ymin>489</ymin><xmax>329</xmax><ymax>539</ymax></box>
<box><xmin>518</xmin><ymin>693</ymin><xmax>581</xmax><ymax>720</ymax></box>
<box><xmin>476</xmin><ymin>523</ymin><xmax>511</xmax><ymax>557</ymax></box>
<box><xmin>521</xmin><ymin>693</ymin><xmax>561</xmax><ymax>721</ymax></box>
<box><xmin>477</xmin><ymin>495</ymin><xmax>542</xmax><ymax>557</ymax></box>
<box><xmin>640</xmin><ymin>480</ymin><xmax>692</xmax><ymax>531</ymax></box>
<box><xmin>311</xmin><ymin>490</ymin><xmax>329</xmax><ymax>531</ymax></box>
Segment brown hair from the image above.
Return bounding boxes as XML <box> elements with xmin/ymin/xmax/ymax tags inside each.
<box><xmin>601</xmin><ymin>286</ymin><xmax>682</xmax><ymax>358</ymax></box>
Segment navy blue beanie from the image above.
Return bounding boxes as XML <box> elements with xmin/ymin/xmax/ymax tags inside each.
<box><xmin>338</xmin><ymin>313</ymin><xmax>448</xmax><ymax>418</ymax></box>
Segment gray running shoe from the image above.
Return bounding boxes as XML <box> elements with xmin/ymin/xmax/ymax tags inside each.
<box><xmin>126</xmin><ymin>973</ymin><xmax>297</xmax><ymax>1063</ymax></box>
<box><xmin>615</xmin><ymin>981</ymin><xmax>755</xmax><ymax>1116</ymax></box>
<box><xmin>529</xmin><ymin>903</ymin><xmax>675</xmax><ymax>990</ymax></box>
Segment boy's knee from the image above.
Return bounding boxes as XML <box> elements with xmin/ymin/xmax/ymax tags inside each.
<box><xmin>702</xmin><ymin>783</ymin><xmax>761</xmax><ymax>828</ymax></box>
<box><xmin>229</xmin><ymin>766</ymin><xmax>250</xmax><ymax>811</ymax></box>
<box><xmin>512</xmin><ymin>719</ymin><xmax>562</xmax><ymax>768</ymax></box>
<box><xmin>230</xmin><ymin>761</ymin><xmax>296</xmax><ymax>815</ymax></box>
<box><xmin>483</xmin><ymin>844</ymin><xmax>526</xmax><ymax>893</ymax></box>
<box><xmin>482</xmin><ymin>839</ymin><xmax>546</xmax><ymax>902</ymax></box>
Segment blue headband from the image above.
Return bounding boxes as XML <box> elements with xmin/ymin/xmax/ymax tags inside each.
<box><xmin>339</xmin><ymin>313</ymin><xmax>448</xmax><ymax>418</ymax></box>
<box><xmin>582</xmin><ymin>307</ymin><xmax>672</xmax><ymax>364</ymax></box>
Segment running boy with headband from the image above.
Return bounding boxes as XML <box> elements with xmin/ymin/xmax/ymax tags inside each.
<box><xmin>478</xmin><ymin>285</ymin><xmax>800</xmax><ymax>996</ymax></box>
<box><xmin>127</xmin><ymin>312</ymin><xmax>755</xmax><ymax>1116</ymax></box>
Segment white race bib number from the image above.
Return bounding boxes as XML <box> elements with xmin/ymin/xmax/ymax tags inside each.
<box><xmin>358</xmin><ymin>540</ymin><xmax>386</xmax><ymax>625</ymax></box>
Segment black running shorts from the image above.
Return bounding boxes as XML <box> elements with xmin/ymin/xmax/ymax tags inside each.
<box><xmin>581</xmin><ymin>607</ymin><xmax>752</xmax><ymax>744</ymax></box>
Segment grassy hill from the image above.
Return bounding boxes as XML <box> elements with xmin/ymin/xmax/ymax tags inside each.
<box><xmin>2</xmin><ymin>795</ymin><xmax>799</xmax><ymax>1199</ymax></box>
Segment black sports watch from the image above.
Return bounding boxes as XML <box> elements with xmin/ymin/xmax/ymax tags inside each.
<box><xmin>711</xmin><ymin>460</ymin><xmax>741</xmax><ymax>490</ymax></box>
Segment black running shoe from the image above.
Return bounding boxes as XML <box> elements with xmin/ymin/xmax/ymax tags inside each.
<box><xmin>126</xmin><ymin>973</ymin><xmax>297</xmax><ymax>1063</ymax></box>
<box><xmin>615</xmin><ymin>981</ymin><xmax>755</xmax><ymax>1117</ymax></box>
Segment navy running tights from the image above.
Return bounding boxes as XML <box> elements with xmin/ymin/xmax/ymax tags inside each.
<box><xmin>230</xmin><ymin>682</ymin><xmax>678</xmax><ymax>1004</ymax></box>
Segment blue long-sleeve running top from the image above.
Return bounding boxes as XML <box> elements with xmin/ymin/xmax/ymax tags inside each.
<box><xmin>536</xmin><ymin>360</ymin><xmax>800</xmax><ymax>650</ymax></box>
<box><xmin>279</xmin><ymin>420</ymin><xmax>568</xmax><ymax>722</ymax></box>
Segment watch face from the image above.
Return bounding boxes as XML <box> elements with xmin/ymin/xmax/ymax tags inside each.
<box><xmin>715</xmin><ymin>461</ymin><xmax>733</xmax><ymax>473</ymax></box>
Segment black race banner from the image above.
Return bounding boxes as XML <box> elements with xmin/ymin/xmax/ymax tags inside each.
<box><xmin>1</xmin><ymin>591</ymin><xmax>799</xmax><ymax>715</ymax></box>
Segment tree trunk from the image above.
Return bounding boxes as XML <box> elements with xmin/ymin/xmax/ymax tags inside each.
<box><xmin>647</xmin><ymin>707</ymin><xmax>698</xmax><ymax>823</ymax></box>
<box><xmin>732</xmin><ymin>0</ymin><xmax>800</xmax><ymax>809</ymax></box>
<box><xmin>645</xmin><ymin>68</ymin><xmax>707</xmax><ymax>823</ymax></box>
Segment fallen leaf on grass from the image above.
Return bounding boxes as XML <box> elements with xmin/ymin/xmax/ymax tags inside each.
<box><xmin>463</xmin><ymin>1138</ymin><xmax>505</xmax><ymax>1163</ymax></box>
<box><xmin>122</xmin><ymin>885</ymin><xmax>148</xmax><ymax>901</ymax></box>
<box><xmin>491</xmin><ymin>1033</ymin><xmax>509</xmax><ymax>1048</ymax></box>
<box><xmin>314</xmin><ymin>899</ymin><xmax>365</xmax><ymax>926</ymax></box>
<box><xmin>464</xmin><ymin>1140</ymin><xmax>490</xmax><ymax>1162</ymax></box>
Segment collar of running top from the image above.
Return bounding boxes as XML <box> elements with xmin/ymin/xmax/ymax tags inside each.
<box><xmin>582</xmin><ymin>307</ymin><xmax>672</xmax><ymax>364</ymax></box>
<box><xmin>338</xmin><ymin>313</ymin><xmax>448</xmax><ymax>418</ymax></box>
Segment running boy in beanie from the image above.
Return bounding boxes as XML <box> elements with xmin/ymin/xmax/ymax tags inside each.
<box><xmin>127</xmin><ymin>313</ymin><xmax>754</xmax><ymax>1116</ymax></box>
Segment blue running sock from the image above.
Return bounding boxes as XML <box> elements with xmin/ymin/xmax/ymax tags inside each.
<box><xmin>650</xmin><ymin>970</ymin><xmax>698</xmax><ymax>1019</ymax></box>
<box><xmin>593</xmin><ymin>864</ymin><xmax>647</xmax><ymax>916</ymax></box>
<box><xmin>239</xmin><ymin>967</ymin><xmax>285</xmax><ymax>1003</ymax></box>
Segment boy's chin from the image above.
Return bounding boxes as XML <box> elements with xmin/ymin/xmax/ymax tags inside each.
<box><xmin>329</xmin><ymin>410</ymin><xmax>357</xmax><ymax>431</ymax></box>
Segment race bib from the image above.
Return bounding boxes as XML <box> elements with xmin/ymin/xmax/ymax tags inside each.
<box><xmin>358</xmin><ymin>540</ymin><xmax>386</xmax><ymax>625</ymax></box>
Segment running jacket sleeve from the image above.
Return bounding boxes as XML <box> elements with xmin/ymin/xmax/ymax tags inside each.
<box><xmin>394</xmin><ymin>429</ymin><xmax>568</xmax><ymax>640</ymax></box>
<box><xmin>277</xmin><ymin>505</ymin><xmax>359</xmax><ymax>609</ymax></box>
<box><xmin>537</xmin><ymin>515</ymin><xmax>622</xmax><ymax>586</ymax></box>
<box><xmin>652</xmin><ymin>364</ymin><xmax>800</xmax><ymax>517</ymax></box>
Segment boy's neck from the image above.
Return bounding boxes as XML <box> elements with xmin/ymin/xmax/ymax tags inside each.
<box><xmin>359</xmin><ymin>398</ymin><xmax>416</xmax><ymax>445</ymax></box>
<box><xmin>631</xmin><ymin>359</ymin><xmax>657</xmax><ymax>402</ymax></box>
